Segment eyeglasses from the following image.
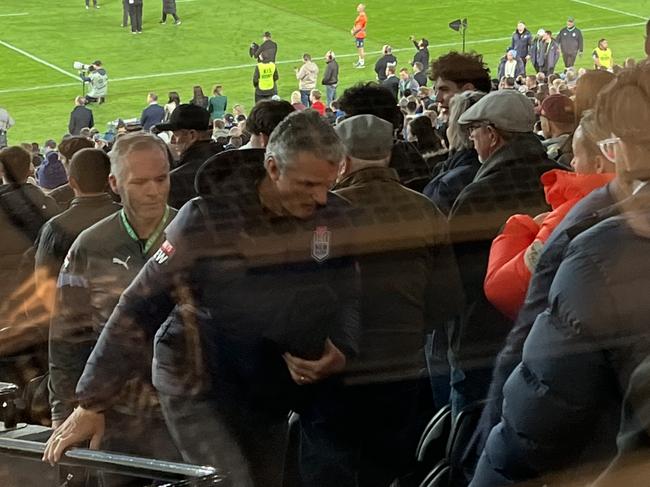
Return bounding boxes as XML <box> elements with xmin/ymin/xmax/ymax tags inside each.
<box><xmin>597</xmin><ymin>135</ymin><xmax>621</xmax><ymax>163</ymax></box>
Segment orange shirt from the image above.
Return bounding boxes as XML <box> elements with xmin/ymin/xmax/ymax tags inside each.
<box><xmin>354</xmin><ymin>12</ymin><xmax>367</xmax><ymax>39</ymax></box>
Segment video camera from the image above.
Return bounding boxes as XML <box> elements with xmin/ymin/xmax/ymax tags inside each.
<box><xmin>249</xmin><ymin>42</ymin><xmax>259</xmax><ymax>59</ymax></box>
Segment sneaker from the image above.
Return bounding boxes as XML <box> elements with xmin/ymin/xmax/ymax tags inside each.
<box><xmin>85</xmin><ymin>5</ymin><xmax>89</xmax><ymax>9</ymax></box>
<box><xmin>354</xmin><ymin>62</ymin><xmax>366</xmax><ymax>69</ymax></box>
<box><xmin>94</xmin><ymin>4</ymin><xmax>100</xmax><ymax>8</ymax></box>
<box><xmin>159</xmin><ymin>20</ymin><xmax>166</xmax><ymax>24</ymax></box>
<box><xmin>174</xmin><ymin>20</ymin><xmax>181</xmax><ymax>25</ymax></box>
<box><xmin>137</xmin><ymin>30</ymin><xmax>143</xmax><ymax>34</ymax></box>
<box><xmin>131</xmin><ymin>31</ymin><xmax>137</xmax><ymax>34</ymax></box>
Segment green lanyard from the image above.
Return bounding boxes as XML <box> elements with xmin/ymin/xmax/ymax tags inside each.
<box><xmin>120</xmin><ymin>206</ymin><xmax>170</xmax><ymax>255</ymax></box>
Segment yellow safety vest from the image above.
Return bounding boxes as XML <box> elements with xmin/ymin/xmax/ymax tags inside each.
<box><xmin>594</xmin><ymin>47</ymin><xmax>612</xmax><ymax>69</ymax></box>
<box><xmin>258</xmin><ymin>63</ymin><xmax>276</xmax><ymax>91</ymax></box>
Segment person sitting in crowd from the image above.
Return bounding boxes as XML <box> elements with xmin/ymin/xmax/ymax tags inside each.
<box><xmin>447</xmin><ymin>89</ymin><xmax>558</xmax><ymax>416</ymax></box>
<box><xmin>155</xmin><ymin>103</ymin><xmax>222</xmax><ymax>208</ymax></box>
<box><xmin>240</xmin><ymin>99</ymin><xmax>294</xmax><ymax>150</ymax></box>
<box><xmin>48</xmin><ymin>136</ymin><xmax>95</xmax><ymax>210</ymax></box>
<box><xmin>34</xmin><ymin>148</ymin><xmax>120</xmax><ymax>311</ymax></box>
<box><xmin>398</xmin><ymin>67</ymin><xmax>420</xmax><ymax>98</ymax></box>
<box><xmin>0</xmin><ymin>146</ymin><xmax>59</xmax><ymax>324</ymax></box>
<box><xmin>484</xmin><ymin>109</ymin><xmax>615</xmax><ymax>320</ymax></box>
<box><xmin>539</xmin><ymin>93</ymin><xmax>576</xmax><ymax>160</ymax></box>
<box><xmin>208</xmin><ymin>85</ymin><xmax>228</xmax><ymax>121</ymax></box>
<box><xmin>310</xmin><ymin>89</ymin><xmax>326</xmax><ymax>116</ymax></box>
<box><xmin>36</xmin><ymin>149</ymin><xmax>68</xmax><ymax>192</ymax></box>
<box><xmin>338</xmin><ymin>82</ymin><xmax>432</xmax><ymax>191</ymax></box>
<box><xmin>423</xmin><ymin>90</ymin><xmax>486</xmax><ymax>215</ymax></box>
<box><xmin>407</xmin><ymin>116</ymin><xmax>447</xmax><ymax>172</ymax></box>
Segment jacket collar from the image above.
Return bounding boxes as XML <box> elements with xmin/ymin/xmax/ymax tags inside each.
<box><xmin>334</xmin><ymin>166</ymin><xmax>400</xmax><ymax>190</ymax></box>
<box><xmin>475</xmin><ymin>132</ymin><xmax>549</xmax><ymax>180</ymax></box>
<box><xmin>69</xmin><ymin>193</ymin><xmax>115</xmax><ymax>208</ymax></box>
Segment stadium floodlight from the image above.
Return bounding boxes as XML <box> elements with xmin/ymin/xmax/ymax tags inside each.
<box><xmin>449</xmin><ymin>18</ymin><xmax>468</xmax><ymax>52</ymax></box>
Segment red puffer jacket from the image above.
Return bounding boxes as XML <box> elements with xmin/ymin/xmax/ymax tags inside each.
<box><xmin>484</xmin><ymin>169</ymin><xmax>615</xmax><ymax>320</ymax></box>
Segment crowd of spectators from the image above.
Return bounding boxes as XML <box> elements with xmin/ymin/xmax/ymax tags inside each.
<box><xmin>0</xmin><ymin>18</ymin><xmax>649</xmax><ymax>487</ymax></box>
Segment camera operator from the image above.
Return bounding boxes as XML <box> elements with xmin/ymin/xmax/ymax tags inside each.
<box><xmin>79</xmin><ymin>60</ymin><xmax>108</xmax><ymax>104</ymax></box>
<box><xmin>249</xmin><ymin>31</ymin><xmax>277</xmax><ymax>62</ymax></box>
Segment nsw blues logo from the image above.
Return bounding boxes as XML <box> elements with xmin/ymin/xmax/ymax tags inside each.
<box><xmin>311</xmin><ymin>226</ymin><xmax>331</xmax><ymax>263</ymax></box>
<box><xmin>153</xmin><ymin>240</ymin><xmax>176</xmax><ymax>265</ymax></box>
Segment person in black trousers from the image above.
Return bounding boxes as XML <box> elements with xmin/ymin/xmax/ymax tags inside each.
<box><xmin>128</xmin><ymin>0</ymin><xmax>143</xmax><ymax>34</ymax></box>
<box><xmin>121</xmin><ymin>0</ymin><xmax>129</xmax><ymax>27</ymax></box>
<box><xmin>160</xmin><ymin>0</ymin><xmax>181</xmax><ymax>24</ymax></box>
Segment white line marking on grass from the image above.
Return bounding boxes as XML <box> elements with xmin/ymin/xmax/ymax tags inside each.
<box><xmin>0</xmin><ymin>40</ymin><xmax>78</xmax><ymax>80</ymax></box>
<box><xmin>0</xmin><ymin>13</ymin><xmax>29</xmax><ymax>17</ymax></box>
<box><xmin>569</xmin><ymin>0</ymin><xmax>647</xmax><ymax>20</ymax></box>
<box><xmin>0</xmin><ymin>21</ymin><xmax>645</xmax><ymax>94</ymax></box>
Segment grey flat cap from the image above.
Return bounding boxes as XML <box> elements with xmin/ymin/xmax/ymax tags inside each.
<box><xmin>335</xmin><ymin>114</ymin><xmax>394</xmax><ymax>160</ymax></box>
<box><xmin>458</xmin><ymin>90</ymin><xmax>536</xmax><ymax>132</ymax></box>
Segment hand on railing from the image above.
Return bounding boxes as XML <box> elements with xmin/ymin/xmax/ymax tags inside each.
<box><xmin>42</xmin><ymin>407</ymin><xmax>105</xmax><ymax>465</ymax></box>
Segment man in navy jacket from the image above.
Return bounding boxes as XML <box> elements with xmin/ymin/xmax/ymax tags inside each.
<box><xmin>140</xmin><ymin>92</ymin><xmax>165</xmax><ymax>132</ymax></box>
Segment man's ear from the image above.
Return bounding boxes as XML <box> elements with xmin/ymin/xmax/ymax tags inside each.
<box><xmin>69</xmin><ymin>176</ymin><xmax>81</xmax><ymax>193</ymax></box>
<box><xmin>265</xmin><ymin>156</ymin><xmax>281</xmax><ymax>182</ymax></box>
<box><xmin>108</xmin><ymin>174</ymin><xmax>119</xmax><ymax>195</ymax></box>
<box><xmin>460</xmin><ymin>82</ymin><xmax>476</xmax><ymax>92</ymax></box>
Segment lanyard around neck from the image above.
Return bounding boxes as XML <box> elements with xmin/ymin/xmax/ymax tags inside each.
<box><xmin>120</xmin><ymin>205</ymin><xmax>170</xmax><ymax>254</ymax></box>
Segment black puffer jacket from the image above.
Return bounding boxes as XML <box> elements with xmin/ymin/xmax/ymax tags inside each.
<box><xmin>168</xmin><ymin>140</ymin><xmax>223</xmax><ymax>209</ymax></box>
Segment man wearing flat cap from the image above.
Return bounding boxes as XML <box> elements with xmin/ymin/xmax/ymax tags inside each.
<box><xmin>155</xmin><ymin>103</ymin><xmax>222</xmax><ymax>208</ymax></box>
<box><xmin>305</xmin><ymin>115</ymin><xmax>464</xmax><ymax>486</ymax></box>
<box><xmin>445</xmin><ymin>90</ymin><xmax>558</xmax><ymax>415</ymax></box>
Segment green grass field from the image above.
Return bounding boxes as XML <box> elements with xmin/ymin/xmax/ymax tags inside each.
<box><xmin>0</xmin><ymin>0</ymin><xmax>647</xmax><ymax>143</ymax></box>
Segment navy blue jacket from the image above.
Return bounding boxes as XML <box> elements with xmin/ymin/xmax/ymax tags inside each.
<box><xmin>509</xmin><ymin>29</ymin><xmax>533</xmax><ymax>60</ymax></box>
<box><xmin>471</xmin><ymin>186</ymin><xmax>650</xmax><ymax>486</ymax></box>
<box><xmin>140</xmin><ymin>103</ymin><xmax>165</xmax><ymax>132</ymax></box>
<box><xmin>75</xmin><ymin>150</ymin><xmax>360</xmax><ymax>418</ymax></box>
<box><xmin>423</xmin><ymin>148</ymin><xmax>480</xmax><ymax>216</ymax></box>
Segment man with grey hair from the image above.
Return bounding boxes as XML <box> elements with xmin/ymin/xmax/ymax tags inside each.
<box><xmin>297</xmin><ymin>114</ymin><xmax>462</xmax><ymax>485</ymax></box>
<box><xmin>44</xmin><ymin>111</ymin><xmax>360</xmax><ymax>487</ymax></box>
<box><xmin>47</xmin><ymin>132</ymin><xmax>178</xmax><ymax>469</ymax></box>
<box><xmin>446</xmin><ymin>89</ymin><xmax>557</xmax><ymax>416</ymax></box>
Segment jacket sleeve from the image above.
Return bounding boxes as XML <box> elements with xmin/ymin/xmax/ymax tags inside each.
<box><xmin>253</xmin><ymin>66</ymin><xmax>259</xmax><ymax>88</ymax></box>
<box><xmin>471</xmin><ymin>241</ymin><xmax>616</xmax><ymax>487</ymax></box>
<box><xmin>484</xmin><ymin>214</ymin><xmax>539</xmax><ymax>320</ymax></box>
<box><xmin>89</xmin><ymin>110</ymin><xmax>94</xmax><ymax>129</ymax></box>
<box><xmin>75</xmin><ymin>204</ymin><xmax>200</xmax><ymax>411</ymax></box>
<box><xmin>326</xmin><ymin>257</ymin><xmax>361</xmax><ymax>359</ymax></box>
<box><xmin>49</xmin><ymin>242</ymin><xmax>95</xmax><ymax>421</ymax></box>
<box><xmin>578</xmin><ymin>30</ymin><xmax>584</xmax><ymax>53</ymax></box>
<box><xmin>68</xmin><ymin>113</ymin><xmax>74</xmax><ymax>135</ymax></box>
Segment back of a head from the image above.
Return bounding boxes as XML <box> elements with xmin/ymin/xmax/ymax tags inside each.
<box><xmin>409</xmin><ymin>116</ymin><xmax>442</xmax><ymax>151</ymax></box>
<box><xmin>266</xmin><ymin>110</ymin><xmax>344</xmax><ymax>169</ymax></box>
<box><xmin>447</xmin><ymin>91</ymin><xmax>487</xmax><ymax>151</ymax></box>
<box><xmin>168</xmin><ymin>91</ymin><xmax>181</xmax><ymax>104</ymax></box>
<box><xmin>595</xmin><ymin>62</ymin><xmax>650</xmax><ymax>177</ymax></box>
<box><xmin>193</xmin><ymin>85</ymin><xmax>204</xmax><ymax>98</ymax></box>
<box><xmin>430</xmin><ymin>51</ymin><xmax>492</xmax><ymax>93</ymax></box>
<box><xmin>574</xmin><ymin>69</ymin><xmax>616</xmax><ymax>121</ymax></box>
<box><xmin>0</xmin><ymin>146</ymin><xmax>31</xmax><ymax>184</ymax></box>
<box><xmin>246</xmin><ymin>100</ymin><xmax>295</xmax><ymax>137</ymax></box>
<box><xmin>383</xmin><ymin>45</ymin><xmax>392</xmax><ymax>55</ymax></box>
<box><xmin>69</xmin><ymin>148</ymin><xmax>111</xmax><ymax>193</ymax></box>
<box><xmin>338</xmin><ymin>82</ymin><xmax>401</xmax><ymax>129</ymax></box>
<box><xmin>303</xmin><ymin>53</ymin><xmax>312</xmax><ymax>62</ymax></box>
<box><xmin>149</xmin><ymin>92</ymin><xmax>158</xmax><ymax>102</ymax></box>
<box><xmin>58</xmin><ymin>136</ymin><xmax>94</xmax><ymax>163</ymax></box>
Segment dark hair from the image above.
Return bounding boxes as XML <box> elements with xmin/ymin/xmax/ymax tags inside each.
<box><xmin>193</xmin><ymin>85</ymin><xmax>205</xmax><ymax>99</ymax></box>
<box><xmin>303</xmin><ymin>53</ymin><xmax>312</xmax><ymax>61</ymax></box>
<box><xmin>69</xmin><ymin>148</ymin><xmax>110</xmax><ymax>193</ymax></box>
<box><xmin>429</xmin><ymin>51</ymin><xmax>491</xmax><ymax>93</ymax></box>
<box><xmin>338</xmin><ymin>82</ymin><xmax>401</xmax><ymax>129</ymax></box>
<box><xmin>504</xmin><ymin>77</ymin><xmax>516</xmax><ymax>88</ymax></box>
<box><xmin>0</xmin><ymin>146</ymin><xmax>31</xmax><ymax>183</ymax></box>
<box><xmin>245</xmin><ymin>100</ymin><xmax>295</xmax><ymax>137</ymax></box>
<box><xmin>58</xmin><ymin>136</ymin><xmax>94</xmax><ymax>162</ymax></box>
<box><xmin>409</xmin><ymin>116</ymin><xmax>444</xmax><ymax>151</ymax></box>
<box><xmin>168</xmin><ymin>91</ymin><xmax>180</xmax><ymax>104</ymax></box>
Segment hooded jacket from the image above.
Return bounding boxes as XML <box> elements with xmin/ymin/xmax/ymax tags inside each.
<box><xmin>484</xmin><ymin>169</ymin><xmax>614</xmax><ymax>319</ymax></box>
<box><xmin>471</xmin><ymin>186</ymin><xmax>650</xmax><ymax>487</ymax></box>
<box><xmin>296</xmin><ymin>61</ymin><xmax>319</xmax><ymax>91</ymax></box>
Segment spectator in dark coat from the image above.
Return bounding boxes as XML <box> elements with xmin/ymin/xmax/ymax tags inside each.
<box><xmin>410</xmin><ymin>36</ymin><xmax>430</xmax><ymax>68</ymax></box>
<box><xmin>447</xmin><ymin>90</ymin><xmax>558</xmax><ymax>416</ymax></box>
<box><xmin>36</xmin><ymin>151</ymin><xmax>68</xmax><ymax>191</ymax></box>
<box><xmin>381</xmin><ymin>65</ymin><xmax>400</xmax><ymax>100</ymax></box>
<box><xmin>251</xmin><ymin>31</ymin><xmax>278</xmax><ymax>62</ymax></box>
<box><xmin>160</xmin><ymin>0</ymin><xmax>180</xmax><ymax>24</ymax></box>
<box><xmin>0</xmin><ymin>146</ymin><xmax>59</xmax><ymax>315</ymax></box>
<box><xmin>34</xmin><ymin>148</ymin><xmax>119</xmax><ymax>305</ymax></box>
<box><xmin>155</xmin><ymin>104</ymin><xmax>222</xmax><ymax>208</ymax></box>
<box><xmin>68</xmin><ymin>97</ymin><xmax>94</xmax><ymax>136</ymax></box>
<box><xmin>140</xmin><ymin>92</ymin><xmax>166</xmax><ymax>132</ymax></box>
<box><xmin>413</xmin><ymin>61</ymin><xmax>428</xmax><ymax>87</ymax></box>
<box><xmin>321</xmin><ymin>50</ymin><xmax>339</xmax><ymax>107</ymax></box>
<box><xmin>509</xmin><ymin>22</ymin><xmax>533</xmax><ymax>69</ymax></box>
<box><xmin>374</xmin><ymin>45</ymin><xmax>397</xmax><ymax>82</ymax></box>
<box><xmin>423</xmin><ymin>90</ymin><xmax>486</xmax><ymax>215</ymax></box>
<box><xmin>49</xmin><ymin>137</ymin><xmax>95</xmax><ymax>210</ymax></box>
<box><xmin>497</xmin><ymin>50</ymin><xmax>525</xmax><ymax>80</ymax></box>
<box><xmin>189</xmin><ymin>85</ymin><xmax>209</xmax><ymax>110</ymax></box>
<box><xmin>469</xmin><ymin>60</ymin><xmax>650</xmax><ymax>487</ymax></box>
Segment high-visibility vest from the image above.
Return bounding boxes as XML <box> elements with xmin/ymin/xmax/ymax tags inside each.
<box><xmin>258</xmin><ymin>63</ymin><xmax>276</xmax><ymax>91</ymax></box>
<box><xmin>594</xmin><ymin>47</ymin><xmax>612</xmax><ymax>69</ymax></box>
